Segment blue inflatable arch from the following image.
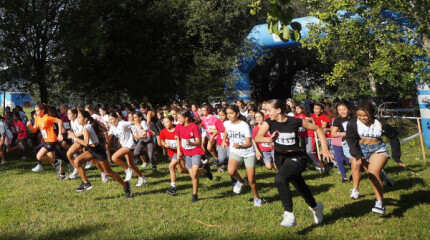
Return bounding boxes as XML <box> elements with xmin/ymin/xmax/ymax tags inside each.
<box><xmin>233</xmin><ymin>11</ymin><xmax>430</xmax><ymax>148</ymax></box>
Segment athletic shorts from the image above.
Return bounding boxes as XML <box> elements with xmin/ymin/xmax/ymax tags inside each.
<box><xmin>230</xmin><ymin>152</ymin><xmax>257</xmax><ymax>167</ymax></box>
<box><xmin>359</xmin><ymin>141</ymin><xmax>389</xmax><ymax>162</ymax></box>
<box><xmin>169</xmin><ymin>153</ymin><xmax>178</xmax><ymax>161</ymax></box>
<box><xmin>85</xmin><ymin>144</ymin><xmax>107</xmax><ymax>161</ymax></box>
<box><xmin>184</xmin><ymin>155</ymin><xmax>201</xmax><ymax>169</ymax></box>
<box><xmin>262</xmin><ymin>150</ymin><xmax>274</xmax><ymax>164</ymax></box>
<box><xmin>43</xmin><ymin>142</ymin><xmax>58</xmax><ymax>152</ymax></box>
<box><xmin>61</xmin><ymin>133</ymin><xmax>73</xmax><ymax>145</ymax></box>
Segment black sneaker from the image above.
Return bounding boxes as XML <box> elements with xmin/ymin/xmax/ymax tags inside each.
<box><xmin>76</xmin><ymin>182</ymin><xmax>92</xmax><ymax>192</ymax></box>
<box><xmin>349</xmin><ymin>175</ymin><xmax>353</xmax><ymax>181</ymax></box>
<box><xmin>203</xmin><ymin>164</ymin><xmax>213</xmax><ymax>180</ymax></box>
<box><xmin>124</xmin><ymin>181</ymin><xmax>133</xmax><ymax>198</ymax></box>
<box><xmin>166</xmin><ymin>186</ymin><xmax>177</xmax><ymax>196</ymax></box>
<box><xmin>372</xmin><ymin>201</ymin><xmax>385</xmax><ymax>215</ymax></box>
<box><xmin>58</xmin><ymin>172</ymin><xmax>67</xmax><ymax>180</ymax></box>
<box><xmin>191</xmin><ymin>194</ymin><xmax>198</xmax><ymax>203</ymax></box>
<box><xmin>152</xmin><ymin>168</ymin><xmax>157</xmax><ymax>173</ymax></box>
<box><xmin>341</xmin><ymin>178</ymin><xmax>349</xmax><ymax>183</ymax></box>
<box><xmin>380</xmin><ymin>170</ymin><xmax>393</xmax><ymax>187</ymax></box>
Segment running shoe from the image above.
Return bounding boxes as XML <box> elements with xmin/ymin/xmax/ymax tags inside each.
<box><xmin>372</xmin><ymin>200</ymin><xmax>385</xmax><ymax>215</ymax></box>
<box><xmin>76</xmin><ymin>182</ymin><xmax>92</xmax><ymax>192</ymax></box>
<box><xmin>281</xmin><ymin>211</ymin><xmax>297</xmax><ymax>227</ymax></box>
<box><xmin>341</xmin><ymin>178</ymin><xmax>349</xmax><ymax>183</ymax></box>
<box><xmin>124</xmin><ymin>181</ymin><xmax>132</xmax><ymax>198</ymax></box>
<box><xmin>21</xmin><ymin>156</ymin><xmax>27</xmax><ymax>160</ymax></box>
<box><xmin>84</xmin><ymin>161</ymin><xmax>93</xmax><ymax>170</ymax></box>
<box><xmin>141</xmin><ymin>162</ymin><xmax>148</xmax><ymax>168</ymax></box>
<box><xmin>254</xmin><ymin>198</ymin><xmax>263</xmax><ymax>207</ymax></box>
<box><xmin>350</xmin><ymin>188</ymin><xmax>359</xmax><ymax>200</ymax></box>
<box><xmin>58</xmin><ymin>173</ymin><xmax>67</xmax><ymax>180</ymax></box>
<box><xmin>203</xmin><ymin>164</ymin><xmax>213</xmax><ymax>180</ymax></box>
<box><xmin>166</xmin><ymin>186</ymin><xmax>177</xmax><ymax>196</ymax></box>
<box><xmin>32</xmin><ymin>164</ymin><xmax>43</xmax><ymax>172</ymax></box>
<box><xmin>380</xmin><ymin>170</ymin><xmax>393</xmax><ymax>187</ymax></box>
<box><xmin>233</xmin><ymin>178</ymin><xmax>248</xmax><ymax>195</ymax></box>
<box><xmin>135</xmin><ymin>176</ymin><xmax>147</xmax><ymax>187</ymax></box>
<box><xmin>125</xmin><ymin>168</ymin><xmax>133</xmax><ymax>181</ymax></box>
<box><xmin>152</xmin><ymin>168</ymin><xmax>157</xmax><ymax>173</ymax></box>
<box><xmin>1</xmin><ymin>161</ymin><xmax>7</xmax><ymax>165</ymax></box>
<box><xmin>54</xmin><ymin>160</ymin><xmax>62</xmax><ymax>174</ymax></box>
<box><xmin>101</xmin><ymin>172</ymin><xmax>108</xmax><ymax>183</ymax></box>
<box><xmin>191</xmin><ymin>194</ymin><xmax>198</xmax><ymax>203</ymax></box>
<box><xmin>309</xmin><ymin>202</ymin><xmax>324</xmax><ymax>224</ymax></box>
<box><xmin>69</xmin><ymin>169</ymin><xmax>79</xmax><ymax>179</ymax></box>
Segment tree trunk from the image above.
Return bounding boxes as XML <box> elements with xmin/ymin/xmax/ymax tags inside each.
<box><xmin>36</xmin><ymin>67</ymin><xmax>48</xmax><ymax>104</ymax></box>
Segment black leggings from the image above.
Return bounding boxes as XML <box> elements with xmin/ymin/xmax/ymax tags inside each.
<box><xmin>274</xmin><ymin>151</ymin><xmax>316</xmax><ymax>212</ymax></box>
<box><xmin>133</xmin><ymin>139</ymin><xmax>156</xmax><ymax>170</ymax></box>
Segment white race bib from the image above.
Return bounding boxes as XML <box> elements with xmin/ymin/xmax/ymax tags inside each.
<box><xmin>275</xmin><ymin>132</ymin><xmax>296</xmax><ymax>146</ymax></box>
<box><xmin>41</xmin><ymin>130</ymin><xmax>48</xmax><ymax>139</ymax></box>
<box><xmin>207</xmin><ymin>125</ymin><xmax>216</xmax><ymax>130</ymax></box>
<box><xmin>63</xmin><ymin>122</ymin><xmax>71</xmax><ymax>129</ymax></box>
<box><xmin>181</xmin><ymin>139</ymin><xmax>196</xmax><ymax>150</ymax></box>
<box><xmin>166</xmin><ymin>139</ymin><xmax>177</xmax><ymax>149</ymax></box>
<box><xmin>261</xmin><ymin>142</ymin><xmax>272</xmax><ymax>148</ymax></box>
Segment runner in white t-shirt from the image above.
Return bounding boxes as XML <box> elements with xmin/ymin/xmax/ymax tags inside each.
<box><xmin>107</xmin><ymin>112</ymin><xmax>147</xmax><ymax>187</ymax></box>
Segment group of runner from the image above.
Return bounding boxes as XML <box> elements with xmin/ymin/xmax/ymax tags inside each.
<box><xmin>0</xmin><ymin>98</ymin><xmax>406</xmax><ymax>227</ymax></box>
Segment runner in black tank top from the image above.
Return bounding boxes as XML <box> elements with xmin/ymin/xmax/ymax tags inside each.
<box><xmin>255</xmin><ymin>99</ymin><xmax>333</xmax><ymax>227</ymax></box>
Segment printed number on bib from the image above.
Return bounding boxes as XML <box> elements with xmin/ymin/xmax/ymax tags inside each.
<box><xmin>166</xmin><ymin>139</ymin><xmax>177</xmax><ymax>149</ymax></box>
<box><xmin>63</xmin><ymin>122</ymin><xmax>71</xmax><ymax>129</ymax></box>
<box><xmin>275</xmin><ymin>132</ymin><xmax>296</xmax><ymax>146</ymax></box>
<box><xmin>41</xmin><ymin>130</ymin><xmax>48</xmax><ymax>139</ymax></box>
<box><xmin>181</xmin><ymin>139</ymin><xmax>196</xmax><ymax>150</ymax></box>
<box><xmin>261</xmin><ymin>142</ymin><xmax>272</xmax><ymax>148</ymax></box>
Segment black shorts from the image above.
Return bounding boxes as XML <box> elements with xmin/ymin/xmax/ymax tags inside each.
<box><xmin>85</xmin><ymin>144</ymin><xmax>107</xmax><ymax>161</ymax></box>
<box><xmin>61</xmin><ymin>133</ymin><xmax>73</xmax><ymax>145</ymax></box>
<box><xmin>43</xmin><ymin>142</ymin><xmax>58</xmax><ymax>152</ymax></box>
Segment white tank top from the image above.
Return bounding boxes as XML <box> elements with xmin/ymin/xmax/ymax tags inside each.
<box><xmin>357</xmin><ymin>119</ymin><xmax>383</xmax><ymax>139</ymax></box>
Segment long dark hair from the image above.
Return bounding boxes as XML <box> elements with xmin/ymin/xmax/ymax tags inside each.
<box><xmin>227</xmin><ymin>104</ymin><xmax>248</xmax><ymax>122</ymax></box>
<box><xmin>178</xmin><ymin>109</ymin><xmax>194</xmax><ymax>123</ymax></box>
<box><xmin>296</xmin><ymin>103</ymin><xmax>311</xmax><ymax>117</ymax></box>
<box><xmin>79</xmin><ymin>110</ymin><xmax>104</xmax><ymax>140</ymax></box>
<box><xmin>267</xmin><ymin>99</ymin><xmax>286</xmax><ymax>114</ymax></box>
<box><xmin>334</xmin><ymin>100</ymin><xmax>352</xmax><ymax>118</ymax></box>
<box><xmin>355</xmin><ymin>102</ymin><xmax>376</xmax><ymax>125</ymax></box>
<box><xmin>35</xmin><ymin>103</ymin><xmax>49</xmax><ymax>114</ymax></box>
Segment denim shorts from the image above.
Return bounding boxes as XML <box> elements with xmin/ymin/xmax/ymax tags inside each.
<box><xmin>341</xmin><ymin>141</ymin><xmax>353</xmax><ymax>159</ymax></box>
<box><xmin>359</xmin><ymin>141</ymin><xmax>389</xmax><ymax>162</ymax></box>
<box><xmin>262</xmin><ymin>150</ymin><xmax>274</xmax><ymax>164</ymax></box>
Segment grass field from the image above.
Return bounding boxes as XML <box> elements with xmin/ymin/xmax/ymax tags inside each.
<box><xmin>1</xmin><ymin>131</ymin><xmax>430</xmax><ymax>239</ymax></box>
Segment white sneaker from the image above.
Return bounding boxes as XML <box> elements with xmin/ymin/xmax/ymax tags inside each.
<box><xmin>125</xmin><ymin>168</ymin><xmax>133</xmax><ymax>181</ymax></box>
<box><xmin>233</xmin><ymin>178</ymin><xmax>248</xmax><ymax>195</ymax></box>
<box><xmin>69</xmin><ymin>169</ymin><xmax>79</xmax><ymax>179</ymax></box>
<box><xmin>135</xmin><ymin>176</ymin><xmax>147</xmax><ymax>187</ymax></box>
<box><xmin>101</xmin><ymin>172</ymin><xmax>108</xmax><ymax>183</ymax></box>
<box><xmin>32</xmin><ymin>164</ymin><xmax>43</xmax><ymax>172</ymax></box>
<box><xmin>141</xmin><ymin>162</ymin><xmax>148</xmax><ymax>168</ymax></box>
<box><xmin>281</xmin><ymin>211</ymin><xmax>297</xmax><ymax>227</ymax></box>
<box><xmin>372</xmin><ymin>200</ymin><xmax>385</xmax><ymax>215</ymax></box>
<box><xmin>254</xmin><ymin>198</ymin><xmax>263</xmax><ymax>207</ymax></box>
<box><xmin>309</xmin><ymin>202</ymin><xmax>324</xmax><ymax>224</ymax></box>
<box><xmin>54</xmin><ymin>160</ymin><xmax>62</xmax><ymax>174</ymax></box>
<box><xmin>350</xmin><ymin>189</ymin><xmax>359</xmax><ymax>200</ymax></box>
<box><xmin>85</xmin><ymin>161</ymin><xmax>94</xmax><ymax>170</ymax></box>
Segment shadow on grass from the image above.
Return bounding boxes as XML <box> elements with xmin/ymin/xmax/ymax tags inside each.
<box><xmin>385</xmin><ymin>177</ymin><xmax>426</xmax><ymax>193</ymax></box>
<box><xmin>2</xmin><ymin>223</ymin><xmax>104</xmax><ymax>240</ymax></box>
<box><xmin>261</xmin><ymin>183</ymin><xmax>333</xmax><ymax>204</ymax></box>
<box><xmin>297</xmin><ymin>190</ymin><xmax>430</xmax><ymax>235</ymax></box>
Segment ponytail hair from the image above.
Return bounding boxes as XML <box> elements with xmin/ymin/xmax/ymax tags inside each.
<box><xmin>79</xmin><ymin>110</ymin><xmax>104</xmax><ymax>140</ymax></box>
<box><xmin>227</xmin><ymin>104</ymin><xmax>248</xmax><ymax>122</ymax></box>
<box><xmin>267</xmin><ymin>99</ymin><xmax>286</xmax><ymax>114</ymax></box>
<box><xmin>35</xmin><ymin>103</ymin><xmax>49</xmax><ymax>114</ymax></box>
<box><xmin>178</xmin><ymin>109</ymin><xmax>194</xmax><ymax>123</ymax></box>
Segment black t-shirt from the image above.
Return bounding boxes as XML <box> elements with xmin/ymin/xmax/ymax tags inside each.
<box><xmin>265</xmin><ymin>117</ymin><xmax>302</xmax><ymax>151</ymax></box>
<box><xmin>333</xmin><ymin>117</ymin><xmax>350</xmax><ymax>141</ymax></box>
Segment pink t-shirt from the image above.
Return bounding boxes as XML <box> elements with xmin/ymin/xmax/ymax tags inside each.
<box><xmin>13</xmin><ymin>120</ymin><xmax>27</xmax><ymax>139</ymax></box>
<box><xmin>252</xmin><ymin>125</ymin><xmax>274</xmax><ymax>152</ymax></box>
<box><xmin>175</xmin><ymin>122</ymin><xmax>205</xmax><ymax>156</ymax></box>
<box><xmin>201</xmin><ymin>114</ymin><xmax>220</xmax><ymax>139</ymax></box>
<box><xmin>331</xmin><ymin>118</ymin><xmax>342</xmax><ymax>146</ymax></box>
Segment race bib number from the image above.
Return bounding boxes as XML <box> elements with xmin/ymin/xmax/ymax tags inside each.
<box><xmin>207</xmin><ymin>125</ymin><xmax>216</xmax><ymax>130</ymax></box>
<box><xmin>166</xmin><ymin>139</ymin><xmax>177</xmax><ymax>149</ymax></box>
<box><xmin>63</xmin><ymin>122</ymin><xmax>71</xmax><ymax>129</ymax></box>
<box><xmin>275</xmin><ymin>132</ymin><xmax>296</xmax><ymax>146</ymax></box>
<box><xmin>181</xmin><ymin>139</ymin><xmax>196</xmax><ymax>150</ymax></box>
<box><xmin>261</xmin><ymin>142</ymin><xmax>272</xmax><ymax>148</ymax></box>
<box><xmin>41</xmin><ymin>130</ymin><xmax>48</xmax><ymax>139</ymax></box>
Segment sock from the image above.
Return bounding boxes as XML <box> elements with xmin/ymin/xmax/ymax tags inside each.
<box><xmin>37</xmin><ymin>160</ymin><xmax>42</xmax><ymax>165</ymax></box>
<box><xmin>61</xmin><ymin>171</ymin><xmax>65</xmax><ymax>175</ymax></box>
<box><xmin>376</xmin><ymin>200</ymin><xmax>383</xmax><ymax>207</ymax></box>
<box><xmin>171</xmin><ymin>182</ymin><xmax>176</xmax><ymax>188</ymax></box>
<box><xmin>102</xmin><ymin>171</ymin><xmax>106</xmax><ymax>175</ymax></box>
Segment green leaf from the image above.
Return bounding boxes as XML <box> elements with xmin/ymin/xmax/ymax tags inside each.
<box><xmin>272</xmin><ymin>21</ymin><xmax>279</xmax><ymax>35</ymax></box>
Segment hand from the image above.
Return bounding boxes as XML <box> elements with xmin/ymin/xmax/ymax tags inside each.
<box><xmin>58</xmin><ymin>134</ymin><xmax>63</xmax><ymax>142</ymax></box>
<box><xmin>256</xmin><ymin>151</ymin><xmax>262</xmax><ymax>160</ymax></box>
<box><xmin>321</xmin><ymin>149</ymin><xmax>334</xmax><ymax>162</ymax></box>
<box><xmin>269</xmin><ymin>131</ymin><xmax>279</xmax><ymax>142</ymax></box>
<box><xmin>398</xmin><ymin>162</ymin><xmax>407</xmax><ymax>169</ymax></box>
<box><xmin>221</xmin><ymin>142</ymin><xmax>227</xmax><ymax>149</ymax></box>
<box><xmin>233</xmin><ymin>143</ymin><xmax>240</xmax><ymax>149</ymax></box>
<box><xmin>164</xmin><ymin>142</ymin><xmax>170</xmax><ymax>148</ymax></box>
<box><xmin>208</xmin><ymin>138</ymin><xmax>215</xmax><ymax>148</ymax></box>
<box><xmin>26</xmin><ymin>121</ymin><xmax>31</xmax><ymax>127</ymax></box>
<box><xmin>67</xmin><ymin>131</ymin><xmax>76</xmax><ymax>139</ymax></box>
<box><xmin>185</xmin><ymin>139</ymin><xmax>191</xmax><ymax>146</ymax></box>
<box><xmin>177</xmin><ymin>152</ymin><xmax>182</xmax><ymax>159</ymax></box>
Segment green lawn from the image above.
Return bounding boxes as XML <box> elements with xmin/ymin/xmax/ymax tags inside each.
<box><xmin>1</xmin><ymin>142</ymin><xmax>429</xmax><ymax>239</ymax></box>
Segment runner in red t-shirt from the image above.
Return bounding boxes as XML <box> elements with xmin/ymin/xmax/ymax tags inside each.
<box><xmin>252</xmin><ymin>111</ymin><xmax>276</xmax><ymax>171</ymax></box>
<box><xmin>160</xmin><ymin>115</ymin><xmax>188</xmax><ymax>196</ymax></box>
